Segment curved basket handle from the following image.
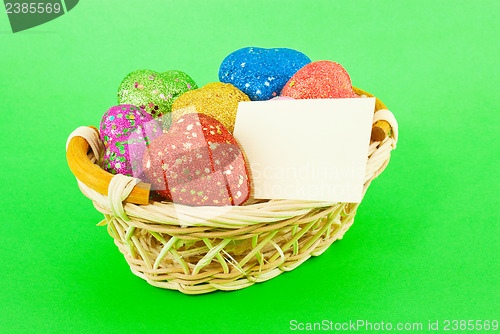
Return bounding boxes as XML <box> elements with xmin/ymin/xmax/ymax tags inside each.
<box><xmin>66</xmin><ymin>126</ymin><xmax>151</xmax><ymax>205</ymax></box>
<box><xmin>352</xmin><ymin>87</ymin><xmax>393</xmax><ymax>141</ymax></box>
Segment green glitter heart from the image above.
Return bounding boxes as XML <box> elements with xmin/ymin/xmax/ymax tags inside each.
<box><xmin>117</xmin><ymin>69</ymin><xmax>198</xmax><ymax>130</ymax></box>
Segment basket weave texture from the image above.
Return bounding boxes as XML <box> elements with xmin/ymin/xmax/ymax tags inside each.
<box><xmin>67</xmin><ymin>92</ymin><xmax>398</xmax><ymax>294</ymax></box>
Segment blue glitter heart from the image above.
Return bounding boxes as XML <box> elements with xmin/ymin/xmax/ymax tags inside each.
<box><xmin>218</xmin><ymin>47</ymin><xmax>311</xmax><ymax>101</ymax></box>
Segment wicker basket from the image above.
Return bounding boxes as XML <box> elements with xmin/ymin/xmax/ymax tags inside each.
<box><xmin>66</xmin><ymin>87</ymin><xmax>398</xmax><ymax>294</ymax></box>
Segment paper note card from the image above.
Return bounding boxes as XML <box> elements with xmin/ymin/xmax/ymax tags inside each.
<box><xmin>233</xmin><ymin>98</ymin><xmax>375</xmax><ymax>202</ymax></box>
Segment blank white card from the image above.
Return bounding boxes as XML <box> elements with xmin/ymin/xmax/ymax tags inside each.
<box><xmin>233</xmin><ymin>98</ymin><xmax>375</xmax><ymax>202</ymax></box>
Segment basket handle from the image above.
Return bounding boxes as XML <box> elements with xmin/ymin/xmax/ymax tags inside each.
<box><xmin>352</xmin><ymin>86</ymin><xmax>393</xmax><ymax>141</ymax></box>
<box><xmin>66</xmin><ymin>126</ymin><xmax>151</xmax><ymax>205</ymax></box>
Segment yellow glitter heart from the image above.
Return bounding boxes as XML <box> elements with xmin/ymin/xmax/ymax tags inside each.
<box><xmin>171</xmin><ymin>82</ymin><xmax>250</xmax><ymax>133</ymax></box>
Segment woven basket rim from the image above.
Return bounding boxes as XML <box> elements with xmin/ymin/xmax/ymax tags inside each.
<box><xmin>67</xmin><ymin>87</ymin><xmax>398</xmax><ymax>229</ymax></box>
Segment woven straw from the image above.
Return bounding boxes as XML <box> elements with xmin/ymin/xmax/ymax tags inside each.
<box><xmin>66</xmin><ymin>92</ymin><xmax>398</xmax><ymax>294</ymax></box>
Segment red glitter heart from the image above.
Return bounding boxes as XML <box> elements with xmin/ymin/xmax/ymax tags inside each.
<box><xmin>280</xmin><ymin>61</ymin><xmax>358</xmax><ymax>99</ymax></box>
<box><xmin>142</xmin><ymin>113</ymin><xmax>250</xmax><ymax>206</ymax></box>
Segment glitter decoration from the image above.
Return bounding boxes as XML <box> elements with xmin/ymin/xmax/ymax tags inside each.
<box><xmin>162</xmin><ymin>70</ymin><xmax>198</xmax><ymax>93</ymax></box>
<box><xmin>160</xmin><ymin>70</ymin><xmax>199</xmax><ymax>129</ymax></box>
<box><xmin>171</xmin><ymin>82</ymin><xmax>250</xmax><ymax>133</ymax></box>
<box><xmin>99</xmin><ymin>104</ymin><xmax>162</xmax><ymax>147</ymax></box>
<box><xmin>117</xmin><ymin>69</ymin><xmax>197</xmax><ymax>126</ymax></box>
<box><xmin>103</xmin><ymin>130</ymin><xmax>156</xmax><ymax>179</ymax></box>
<box><xmin>280</xmin><ymin>61</ymin><xmax>359</xmax><ymax>99</ymax></box>
<box><xmin>219</xmin><ymin>47</ymin><xmax>310</xmax><ymax>101</ymax></box>
<box><xmin>142</xmin><ymin>113</ymin><xmax>250</xmax><ymax>206</ymax></box>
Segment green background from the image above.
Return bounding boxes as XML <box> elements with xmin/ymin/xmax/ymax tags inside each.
<box><xmin>1</xmin><ymin>1</ymin><xmax>498</xmax><ymax>333</ymax></box>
